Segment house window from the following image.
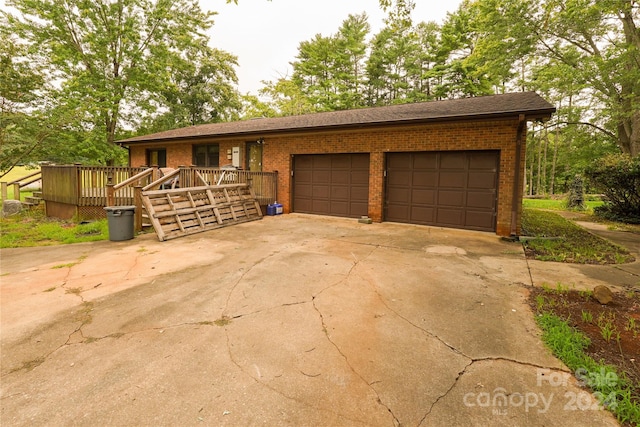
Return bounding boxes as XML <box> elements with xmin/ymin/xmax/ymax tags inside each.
<box><xmin>193</xmin><ymin>144</ymin><xmax>220</xmax><ymax>167</ymax></box>
<box><xmin>246</xmin><ymin>142</ymin><xmax>263</xmax><ymax>172</ymax></box>
<box><xmin>147</xmin><ymin>149</ymin><xmax>167</xmax><ymax>168</ymax></box>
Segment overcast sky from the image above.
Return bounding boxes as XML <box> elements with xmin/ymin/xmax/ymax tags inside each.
<box><xmin>1</xmin><ymin>0</ymin><xmax>464</xmax><ymax>95</ymax></box>
<box><xmin>206</xmin><ymin>0</ymin><xmax>463</xmax><ymax>94</ymax></box>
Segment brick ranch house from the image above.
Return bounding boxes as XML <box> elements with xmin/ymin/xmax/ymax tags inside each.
<box><xmin>119</xmin><ymin>92</ymin><xmax>555</xmax><ymax>237</ymax></box>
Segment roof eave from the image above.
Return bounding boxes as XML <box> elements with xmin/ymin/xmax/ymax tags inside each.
<box><xmin>119</xmin><ymin>108</ymin><xmax>556</xmax><ymax>146</ymax></box>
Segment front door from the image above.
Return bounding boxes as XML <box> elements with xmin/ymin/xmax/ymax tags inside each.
<box><xmin>246</xmin><ymin>142</ymin><xmax>263</xmax><ymax>172</ymax></box>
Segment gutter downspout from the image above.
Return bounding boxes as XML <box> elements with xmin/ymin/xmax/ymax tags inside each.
<box><xmin>511</xmin><ymin>114</ymin><xmax>526</xmax><ymax>238</ymax></box>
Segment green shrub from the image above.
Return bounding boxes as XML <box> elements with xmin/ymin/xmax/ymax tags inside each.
<box><xmin>585</xmin><ymin>154</ymin><xmax>640</xmax><ymax>223</ymax></box>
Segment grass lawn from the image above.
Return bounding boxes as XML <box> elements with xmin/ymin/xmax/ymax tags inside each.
<box><xmin>0</xmin><ymin>207</ymin><xmax>108</xmax><ymax>248</ymax></box>
<box><xmin>1</xmin><ymin>166</ymin><xmax>40</xmax><ymax>200</ymax></box>
<box><xmin>521</xmin><ymin>208</ymin><xmax>634</xmax><ymax>264</ymax></box>
<box><xmin>523</xmin><ymin>198</ymin><xmax>604</xmax><ymax>211</ymax></box>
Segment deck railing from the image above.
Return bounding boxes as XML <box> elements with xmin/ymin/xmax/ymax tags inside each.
<box><xmin>39</xmin><ymin>165</ymin><xmax>278</xmax><ymax>209</ymax></box>
<box><xmin>41</xmin><ymin>165</ymin><xmax>148</xmax><ymax>206</ymax></box>
<box><xmin>1</xmin><ymin>169</ymin><xmax>42</xmax><ymax>201</ymax></box>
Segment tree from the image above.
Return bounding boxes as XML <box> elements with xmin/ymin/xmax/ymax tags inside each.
<box><xmin>139</xmin><ymin>47</ymin><xmax>242</xmax><ymax>134</ymax></box>
<box><xmin>291</xmin><ymin>14</ymin><xmax>371</xmax><ymax>111</ymax></box>
<box><xmin>4</xmin><ymin>0</ymin><xmax>234</xmax><ymax>163</ymax></box>
<box><xmin>467</xmin><ymin>0</ymin><xmax>640</xmax><ymax>157</ymax></box>
<box><xmin>258</xmin><ymin>78</ymin><xmax>315</xmax><ymax>117</ymax></box>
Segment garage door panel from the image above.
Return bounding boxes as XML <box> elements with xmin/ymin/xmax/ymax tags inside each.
<box><xmin>468</xmin><ymin>172</ymin><xmax>496</xmax><ymax>189</ymax></box>
<box><xmin>412</xmin><ymin>171</ymin><xmax>438</xmax><ymax>187</ymax></box>
<box><xmin>388</xmin><ymin>170</ymin><xmax>412</xmax><ymax>187</ymax></box>
<box><xmin>312</xmin><ymin>200</ymin><xmax>330</xmax><ymax>212</ymax></box>
<box><xmin>295</xmin><ymin>170</ymin><xmax>313</xmax><ymax>183</ymax></box>
<box><xmin>466</xmin><ymin>211</ymin><xmax>495</xmax><ymax>229</ymax></box>
<box><xmin>386</xmin><ymin>205</ymin><xmax>409</xmax><ymax>221</ymax></box>
<box><xmin>294</xmin><ymin>183</ymin><xmax>312</xmax><ymax>197</ymax></box>
<box><xmin>438</xmin><ymin>190</ymin><xmax>465</xmax><ymax>206</ymax></box>
<box><xmin>413</xmin><ymin>152</ymin><xmax>438</xmax><ymax>168</ymax></box>
<box><xmin>439</xmin><ymin>172</ymin><xmax>466</xmax><ymax>188</ymax></box>
<box><xmin>436</xmin><ymin>208</ymin><xmax>464</xmax><ymax>225</ymax></box>
<box><xmin>296</xmin><ymin>156</ymin><xmax>314</xmax><ymax>168</ymax></box>
<box><xmin>313</xmin><ymin>170</ymin><xmax>331</xmax><ymax>182</ymax></box>
<box><xmin>410</xmin><ymin>206</ymin><xmax>435</xmax><ymax>223</ymax></box>
<box><xmin>467</xmin><ymin>191</ymin><xmax>495</xmax><ymax>209</ymax></box>
<box><xmin>388</xmin><ymin>188</ymin><xmax>410</xmax><ymax>204</ymax></box>
<box><xmin>313</xmin><ymin>185</ymin><xmax>330</xmax><ymax>198</ymax></box>
<box><xmin>385</xmin><ymin>151</ymin><xmax>498</xmax><ymax>232</ymax></box>
<box><xmin>351</xmin><ymin>186</ymin><xmax>369</xmax><ymax>200</ymax></box>
<box><xmin>469</xmin><ymin>152</ymin><xmax>498</xmax><ymax>169</ymax></box>
<box><xmin>351</xmin><ymin>171</ymin><xmax>370</xmax><ymax>185</ymax></box>
<box><xmin>388</xmin><ymin>153</ymin><xmax>412</xmax><ymax>168</ymax></box>
<box><xmin>440</xmin><ymin>152</ymin><xmax>466</xmax><ymax>169</ymax></box>
<box><xmin>330</xmin><ymin>201</ymin><xmax>349</xmax><ymax>215</ymax></box>
<box><xmin>331</xmin><ymin>186</ymin><xmax>349</xmax><ymax>200</ymax></box>
<box><xmin>332</xmin><ymin>155</ymin><xmax>354</xmax><ymax>169</ymax></box>
<box><xmin>331</xmin><ymin>170</ymin><xmax>350</xmax><ymax>184</ymax></box>
<box><xmin>293</xmin><ymin>154</ymin><xmax>369</xmax><ymax>218</ymax></box>
<box><xmin>313</xmin><ymin>156</ymin><xmax>332</xmax><ymax>168</ymax></box>
<box><xmin>411</xmin><ymin>189</ymin><xmax>436</xmax><ymax>204</ymax></box>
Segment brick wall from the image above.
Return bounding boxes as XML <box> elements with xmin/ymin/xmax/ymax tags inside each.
<box><xmin>128</xmin><ymin>118</ymin><xmax>525</xmax><ymax>236</ymax></box>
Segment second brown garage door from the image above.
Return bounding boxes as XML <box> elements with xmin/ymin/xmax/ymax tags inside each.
<box><xmin>293</xmin><ymin>153</ymin><xmax>369</xmax><ymax>218</ymax></box>
<box><xmin>385</xmin><ymin>151</ymin><xmax>499</xmax><ymax>232</ymax></box>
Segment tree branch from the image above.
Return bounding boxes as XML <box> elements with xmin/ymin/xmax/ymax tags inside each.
<box><xmin>555</xmin><ymin>120</ymin><xmax>617</xmax><ymax>139</ymax></box>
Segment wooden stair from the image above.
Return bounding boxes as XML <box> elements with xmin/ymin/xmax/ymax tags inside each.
<box><xmin>23</xmin><ymin>191</ymin><xmax>43</xmax><ymax>208</ymax></box>
<box><xmin>141</xmin><ymin>183</ymin><xmax>262</xmax><ymax>241</ymax></box>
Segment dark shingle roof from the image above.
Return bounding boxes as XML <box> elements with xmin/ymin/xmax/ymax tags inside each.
<box><xmin>119</xmin><ymin>92</ymin><xmax>555</xmax><ymax>144</ymax></box>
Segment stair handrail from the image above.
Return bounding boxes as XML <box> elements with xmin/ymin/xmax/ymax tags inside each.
<box><xmin>106</xmin><ymin>167</ymin><xmax>157</xmax><ymax>233</ymax></box>
<box><xmin>1</xmin><ymin>170</ymin><xmax>42</xmax><ymax>201</ymax></box>
<box><xmin>142</xmin><ymin>168</ymin><xmax>180</xmax><ymax>191</ymax></box>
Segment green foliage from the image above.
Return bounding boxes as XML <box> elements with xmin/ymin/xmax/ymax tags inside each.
<box><xmin>4</xmin><ymin>0</ymin><xmax>240</xmax><ymax>164</ymax></box>
<box><xmin>137</xmin><ymin>47</ymin><xmax>242</xmax><ymax>133</ymax></box>
<box><xmin>586</xmin><ymin>154</ymin><xmax>640</xmax><ymax>224</ymax></box>
<box><xmin>469</xmin><ymin>0</ymin><xmax>640</xmax><ymax>156</ymax></box>
<box><xmin>535</xmin><ymin>311</ymin><xmax>640</xmax><ymax>425</ymax></box>
<box><xmin>292</xmin><ymin>13</ymin><xmax>370</xmax><ymax>111</ymax></box>
<box><xmin>521</xmin><ymin>208</ymin><xmax>634</xmax><ymax>264</ymax></box>
<box><xmin>258</xmin><ymin>78</ymin><xmax>315</xmax><ymax>117</ymax></box>
<box><xmin>0</xmin><ymin>210</ymin><xmax>108</xmax><ymax>248</ymax></box>
<box><xmin>536</xmin><ymin>312</ymin><xmax>592</xmax><ymax>370</ymax></box>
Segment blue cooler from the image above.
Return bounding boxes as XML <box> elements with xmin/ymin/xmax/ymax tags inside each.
<box><xmin>267</xmin><ymin>202</ymin><xmax>283</xmax><ymax>216</ymax></box>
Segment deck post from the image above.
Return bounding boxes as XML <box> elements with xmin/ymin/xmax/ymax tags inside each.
<box><xmin>12</xmin><ymin>183</ymin><xmax>21</xmax><ymax>201</ymax></box>
<box><xmin>134</xmin><ymin>185</ymin><xmax>143</xmax><ymax>233</ymax></box>
<box><xmin>106</xmin><ymin>172</ymin><xmax>115</xmax><ymax>207</ymax></box>
<box><xmin>1</xmin><ymin>182</ymin><xmax>7</xmax><ymax>200</ymax></box>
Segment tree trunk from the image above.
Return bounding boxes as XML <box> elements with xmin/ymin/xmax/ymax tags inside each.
<box><xmin>550</xmin><ymin>122</ymin><xmax>560</xmax><ymax>194</ymax></box>
<box><xmin>536</xmin><ymin>126</ymin><xmax>543</xmax><ymax>195</ymax></box>
<box><xmin>542</xmin><ymin>124</ymin><xmax>549</xmax><ymax>195</ymax></box>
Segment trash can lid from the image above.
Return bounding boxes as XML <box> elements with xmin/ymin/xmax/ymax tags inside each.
<box><xmin>104</xmin><ymin>205</ymin><xmax>136</xmax><ymax>211</ymax></box>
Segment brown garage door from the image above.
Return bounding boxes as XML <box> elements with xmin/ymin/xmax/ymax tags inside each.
<box><xmin>293</xmin><ymin>153</ymin><xmax>369</xmax><ymax>218</ymax></box>
<box><xmin>385</xmin><ymin>151</ymin><xmax>499</xmax><ymax>231</ymax></box>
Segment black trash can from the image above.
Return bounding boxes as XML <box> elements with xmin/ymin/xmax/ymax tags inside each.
<box><xmin>104</xmin><ymin>206</ymin><xmax>136</xmax><ymax>241</ymax></box>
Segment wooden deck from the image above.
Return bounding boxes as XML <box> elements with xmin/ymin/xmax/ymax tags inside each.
<box><xmin>38</xmin><ymin>165</ymin><xmax>278</xmax><ymax>220</ymax></box>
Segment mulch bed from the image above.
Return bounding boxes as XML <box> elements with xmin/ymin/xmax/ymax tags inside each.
<box><xmin>528</xmin><ymin>287</ymin><xmax>640</xmax><ymax>414</ymax></box>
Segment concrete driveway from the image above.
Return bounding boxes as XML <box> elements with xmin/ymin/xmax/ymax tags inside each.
<box><xmin>1</xmin><ymin>215</ymin><xmax>619</xmax><ymax>426</ymax></box>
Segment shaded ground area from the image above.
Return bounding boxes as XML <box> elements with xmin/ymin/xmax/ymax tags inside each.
<box><xmin>1</xmin><ymin>215</ymin><xmax>620</xmax><ymax>426</ymax></box>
